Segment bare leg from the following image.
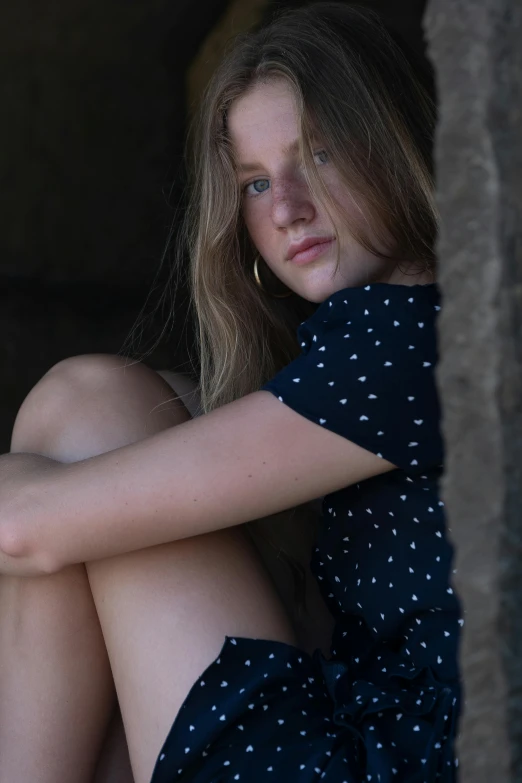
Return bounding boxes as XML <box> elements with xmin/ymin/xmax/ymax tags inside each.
<box><xmin>87</xmin><ymin>528</ymin><xmax>297</xmax><ymax>783</ymax></box>
<box><xmin>0</xmin><ymin>564</ymin><xmax>115</xmax><ymax>783</ymax></box>
<box><xmin>93</xmin><ymin>708</ymin><xmax>134</xmax><ymax>783</ymax></box>
<box><xmin>3</xmin><ymin>356</ymin><xmax>298</xmax><ymax>783</ymax></box>
<box><xmin>158</xmin><ymin>371</ymin><xmax>335</xmax><ymax>659</ymax></box>
<box><xmin>0</xmin><ymin>355</ymin><xmax>189</xmax><ymax>783</ymax></box>
<box><xmin>0</xmin><ymin>354</ymin><xmax>333</xmax><ymax>783</ymax></box>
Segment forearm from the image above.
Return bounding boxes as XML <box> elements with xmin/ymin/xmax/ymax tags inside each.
<box><xmin>1</xmin><ymin>392</ymin><xmax>392</xmax><ymax>573</ymax></box>
<box><xmin>20</xmin><ymin>405</ymin><xmax>293</xmax><ymax>569</ymax></box>
<box><xmin>1</xmin><ymin>403</ymin><xmax>276</xmax><ymax>571</ymax></box>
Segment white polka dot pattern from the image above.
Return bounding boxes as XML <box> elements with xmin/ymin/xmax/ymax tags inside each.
<box><xmin>151</xmin><ymin>285</ymin><xmax>461</xmax><ymax>783</ymax></box>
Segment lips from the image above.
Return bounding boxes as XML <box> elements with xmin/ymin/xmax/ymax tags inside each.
<box><xmin>287</xmin><ymin>236</ymin><xmax>335</xmax><ymax>266</ymax></box>
<box><xmin>287</xmin><ymin>236</ymin><xmax>334</xmax><ymax>260</ymax></box>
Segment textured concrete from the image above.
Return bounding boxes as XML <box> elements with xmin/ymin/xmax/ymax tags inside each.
<box><xmin>5</xmin><ymin>0</ymin><xmax>521</xmax><ymax>775</ymax></box>
<box><xmin>425</xmin><ymin>0</ymin><xmax>522</xmax><ymax>778</ymax></box>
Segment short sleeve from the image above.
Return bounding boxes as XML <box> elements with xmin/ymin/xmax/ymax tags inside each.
<box><xmin>261</xmin><ymin>284</ymin><xmax>443</xmax><ymax>474</ymax></box>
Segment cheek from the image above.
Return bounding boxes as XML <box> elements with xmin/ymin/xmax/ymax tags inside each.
<box><xmin>242</xmin><ymin>200</ymin><xmax>272</xmax><ymax>251</ymax></box>
<box><xmin>321</xmin><ymin>176</ymin><xmax>359</xmax><ymax>226</ymax></box>
<box><xmin>323</xmin><ymin>177</ymin><xmax>392</xmax><ymax>253</ymax></box>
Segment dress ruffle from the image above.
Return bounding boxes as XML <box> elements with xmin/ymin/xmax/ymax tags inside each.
<box><xmin>151</xmin><ymin>636</ymin><xmax>347</xmax><ymax>783</ymax></box>
<box><xmin>316</xmin><ymin>649</ymin><xmax>460</xmax><ymax>782</ymax></box>
<box><xmin>151</xmin><ymin>634</ymin><xmax>459</xmax><ymax>783</ymax></box>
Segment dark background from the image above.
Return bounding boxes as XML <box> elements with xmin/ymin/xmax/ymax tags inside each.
<box><xmin>0</xmin><ymin>0</ymin><xmax>428</xmax><ymax>449</ymax></box>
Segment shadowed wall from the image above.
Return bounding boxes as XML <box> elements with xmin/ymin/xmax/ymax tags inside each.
<box><xmin>0</xmin><ymin>0</ymin><xmax>427</xmax><ymax>449</ymax></box>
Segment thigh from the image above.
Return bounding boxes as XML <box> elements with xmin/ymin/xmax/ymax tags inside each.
<box><xmin>156</xmin><ymin>370</ymin><xmax>201</xmax><ymax>419</ymax></box>
<box><xmin>159</xmin><ymin>372</ymin><xmax>334</xmax><ymax>651</ymax></box>
<box><xmin>86</xmin><ymin>526</ymin><xmax>297</xmax><ymax>783</ymax></box>
<box><xmin>7</xmin><ymin>355</ymin><xmax>197</xmax><ymax>783</ymax></box>
<box><xmin>162</xmin><ymin>371</ymin><xmax>335</xmax><ymax>656</ymax></box>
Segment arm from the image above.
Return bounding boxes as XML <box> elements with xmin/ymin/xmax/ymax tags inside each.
<box><xmin>1</xmin><ymin>391</ymin><xmax>394</xmax><ymax>573</ymax></box>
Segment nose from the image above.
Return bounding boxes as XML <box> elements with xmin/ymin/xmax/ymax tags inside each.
<box><xmin>270</xmin><ymin>174</ymin><xmax>316</xmax><ymax>229</ymax></box>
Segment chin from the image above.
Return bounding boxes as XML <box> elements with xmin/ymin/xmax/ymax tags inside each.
<box><xmin>290</xmin><ymin>271</ymin><xmax>350</xmax><ymax>303</ymax></box>
<box><xmin>290</xmin><ymin>261</ymin><xmax>367</xmax><ymax>303</ymax></box>
<box><xmin>292</xmin><ymin>281</ymin><xmax>341</xmax><ymax>304</ymax></box>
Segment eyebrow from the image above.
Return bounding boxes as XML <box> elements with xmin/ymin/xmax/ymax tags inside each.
<box><xmin>236</xmin><ymin>139</ymin><xmax>300</xmax><ymax>173</ymax></box>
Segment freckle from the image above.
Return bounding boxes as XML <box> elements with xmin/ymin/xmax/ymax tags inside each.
<box><xmin>193</xmin><ymin>499</ymin><xmax>198</xmax><ymax>502</ymax></box>
<box><xmin>248</xmin><ymin>475</ymin><xmax>252</xmax><ymax>478</ymax></box>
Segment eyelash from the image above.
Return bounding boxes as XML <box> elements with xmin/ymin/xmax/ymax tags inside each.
<box><xmin>243</xmin><ymin>149</ymin><xmax>329</xmax><ymax>197</ymax></box>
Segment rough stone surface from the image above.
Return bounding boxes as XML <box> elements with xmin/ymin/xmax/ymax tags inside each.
<box><xmin>2</xmin><ymin>0</ymin><xmax>521</xmax><ymax>774</ymax></box>
<box><xmin>425</xmin><ymin>0</ymin><xmax>522</xmax><ymax>778</ymax></box>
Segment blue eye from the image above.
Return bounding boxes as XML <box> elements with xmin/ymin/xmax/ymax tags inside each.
<box><xmin>314</xmin><ymin>149</ymin><xmax>329</xmax><ymax>164</ymax></box>
<box><xmin>245</xmin><ymin>178</ymin><xmax>270</xmax><ymax>196</ymax></box>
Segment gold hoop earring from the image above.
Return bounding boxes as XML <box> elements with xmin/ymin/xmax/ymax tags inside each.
<box><xmin>253</xmin><ymin>256</ymin><xmax>293</xmax><ymax>299</ymax></box>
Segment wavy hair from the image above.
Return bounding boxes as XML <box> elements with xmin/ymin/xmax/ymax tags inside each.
<box><xmin>164</xmin><ymin>3</ymin><xmax>438</xmax><ymax>614</ymax></box>
<box><xmin>182</xmin><ymin>2</ymin><xmax>437</xmax><ymax>413</ymax></box>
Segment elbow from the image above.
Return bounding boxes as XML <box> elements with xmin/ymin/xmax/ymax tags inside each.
<box><xmin>33</xmin><ymin>549</ymin><xmax>63</xmax><ymax>576</ymax></box>
<box><xmin>0</xmin><ymin>523</ymin><xmax>61</xmax><ymax>577</ymax></box>
<box><xmin>0</xmin><ymin>519</ymin><xmax>27</xmax><ymax>559</ymax></box>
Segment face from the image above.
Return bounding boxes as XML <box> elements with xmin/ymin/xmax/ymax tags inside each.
<box><xmin>227</xmin><ymin>79</ymin><xmax>400</xmax><ymax>304</ymax></box>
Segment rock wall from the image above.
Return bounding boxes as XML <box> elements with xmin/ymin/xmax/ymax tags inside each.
<box><xmin>425</xmin><ymin>0</ymin><xmax>522</xmax><ymax>778</ymax></box>
<box><xmin>2</xmin><ymin>0</ymin><xmax>521</xmax><ymax>775</ymax></box>
<box><xmin>5</xmin><ymin>0</ymin><xmax>519</xmax><ymax>778</ymax></box>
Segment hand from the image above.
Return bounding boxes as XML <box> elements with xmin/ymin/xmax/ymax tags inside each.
<box><xmin>0</xmin><ymin>452</ymin><xmax>63</xmax><ymax>576</ymax></box>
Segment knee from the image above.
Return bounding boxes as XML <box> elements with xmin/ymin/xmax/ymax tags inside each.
<box><xmin>11</xmin><ymin>354</ymin><xmax>190</xmax><ymax>461</ymax></box>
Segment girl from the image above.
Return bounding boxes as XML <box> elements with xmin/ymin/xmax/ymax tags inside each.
<box><xmin>0</xmin><ymin>4</ymin><xmax>461</xmax><ymax>783</ymax></box>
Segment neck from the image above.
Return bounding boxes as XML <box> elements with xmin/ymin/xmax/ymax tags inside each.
<box><xmin>384</xmin><ymin>261</ymin><xmax>435</xmax><ymax>287</ymax></box>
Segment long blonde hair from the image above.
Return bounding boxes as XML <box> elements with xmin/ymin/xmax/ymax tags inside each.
<box><xmin>182</xmin><ymin>2</ymin><xmax>437</xmax><ymax>413</ymax></box>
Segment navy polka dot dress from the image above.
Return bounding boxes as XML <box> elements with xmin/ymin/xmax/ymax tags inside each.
<box><xmin>151</xmin><ymin>284</ymin><xmax>462</xmax><ymax>783</ymax></box>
